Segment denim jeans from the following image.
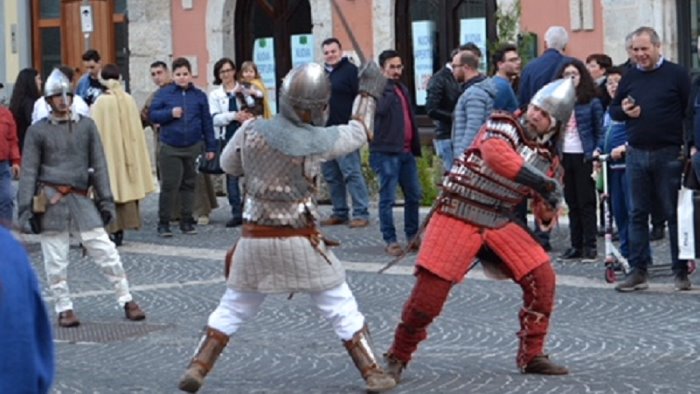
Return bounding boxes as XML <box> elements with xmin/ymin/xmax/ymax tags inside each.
<box><xmin>321</xmin><ymin>149</ymin><xmax>370</xmax><ymax>220</ymax></box>
<box><xmin>626</xmin><ymin>146</ymin><xmax>683</xmax><ymax>272</ymax></box>
<box><xmin>0</xmin><ymin>161</ymin><xmax>13</xmax><ymax>227</ymax></box>
<box><xmin>369</xmin><ymin>152</ymin><xmax>422</xmax><ymax>244</ymax></box>
<box><xmin>226</xmin><ymin>175</ymin><xmax>242</xmax><ymax>220</ymax></box>
<box><xmin>432</xmin><ymin>138</ymin><xmax>453</xmax><ymax>173</ymax></box>
<box><xmin>608</xmin><ymin>168</ymin><xmax>630</xmax><ymax>258</ymax></box>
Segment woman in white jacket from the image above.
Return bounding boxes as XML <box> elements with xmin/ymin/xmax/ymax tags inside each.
<box><xmin>208</xmin><ymin>58</ymin><xmax>254</xmax><ymax>227</ymax></box>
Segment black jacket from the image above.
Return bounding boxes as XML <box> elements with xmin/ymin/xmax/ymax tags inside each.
<box><xmin>326</xmin><ymin>57</ymin><xmax>359</xmax><ymax>126</ymax></box>
<box><xmin>425</xmin><ymin>66</ymin><xmax>461</xmax><ymax>140</ymax></box>
<box><xmin>371</xmin><ymin>80</ymin><xmax>421</xmax><ymax>156</ymax></box>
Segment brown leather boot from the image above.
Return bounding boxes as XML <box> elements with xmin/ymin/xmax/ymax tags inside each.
<box><xmin>124</xmin><ymin>301</ymin><xmax>146</xmax><ymax>321</ymax></box>
<box><xmin>178</xmin><ymin>327</ymin><xmax>230</xmax><ymax>393</ymax></box>
<box><xmin>58</xmin><ymin>310</ymin><xmax>80</xmax><ymax>328</ymax></box>
<box><xmin>343</xmin><ymin>325</ymin><xmax>396</xmax><ymax>392</ymax></box>
<box><xmin>522</xmin><ymin>355</ymin><xmax>569</xmax><ymax>375</ymax></box>
<box><xmin>383</xmin><ymin>353</ymin><xmax>406</xmax><ymax>383</ymax></box>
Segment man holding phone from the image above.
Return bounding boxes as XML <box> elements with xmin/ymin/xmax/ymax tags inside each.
<box><xmin>608</xmin><ymin>26</ymin><xmax>691</xmax><ymax>292</ymax></box>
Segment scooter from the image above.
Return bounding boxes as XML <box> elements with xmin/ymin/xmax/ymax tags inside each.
<box><xmin>597</xmin><ymin>154</ymin><xmax>631</xmax><ymax>283</ymax></box>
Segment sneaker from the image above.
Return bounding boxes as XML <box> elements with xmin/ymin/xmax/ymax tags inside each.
<box><xmin>674</xmin><ymin>272</ymin><xmax>692</xmax><ymax>291</ymax></box>
<box><xmin>226</xmin><ymin>217</ymin><xmax>243</xmax><ymax>228</ymax></box>
<box><xmin>58</xmin><ymin>310</ymin><xmax>80</xmax><ymax>328</ymax></box>
<box><xmin>385</xmin><ymin>242</ymin><xmax>404</xmax><ymax>257</ymax></box>
<box><xmin>348</xmin><ymin>218</ymin><xmax>369</xmax><ymax>228</ymax></box>
<box><xmin>560</xmin><ymin>248</ymin><xmax>582</xmax><ymax>260</ymax></box>
<box><xmin>180</xmin><ymin>221</ymin><xmax>198</xmax><ymax>234</ymax></box>
<box><xmin>124</xmin><ymin>301</ymin><xmax>146</xmax><ymax>321</ymax></box>
<box><xmin>406</xmin><ymin>236</ymin><xmax>421</xmax><ymax>252</ymax></box>
<box><xmin>581</xmin><ymin>248</ymin><xmax>597</xmax><ymax>263</ymax></box>
<box><xmin>157</xmin><ymin>224</ymin><xmax>173</xmax><ymax>238</ymax></box>
<box><xmin>649</xmin><ymin>226</ymin><xmax>665</xmax><ymax>241</ymax></box>
<box><xmin>320</xmin><ymin>216</ymin><xmax>348</xmax><ymax>226</ymax></box>
<box><xmin>615</xmin><ymin>269</ymin><xmax>649</xmax><ymax>292</ymax></box>
<box><xmin>197</xmin><ymin>215</ymin><xmax>210</xmax><ymax>225</ymax></box>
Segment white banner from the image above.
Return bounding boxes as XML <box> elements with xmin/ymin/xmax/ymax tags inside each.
<box><xmin>291</xmin><ymin>34</ymin><xmax>315</xmax><ymax>68</ymax></box>
<box><xmin>460</xmin><ymin>18</ymin><xmax>488</xmax><ymax>73</ymax></box>
<box><xmin>411</xmin><ymin>21</ymin><xmax>436</xmax><ymax>106</ymax></box>
<box><xmin>253</xmin><ymin>37</ymin><xmax>277</xmax><ymax>114</ymax></box>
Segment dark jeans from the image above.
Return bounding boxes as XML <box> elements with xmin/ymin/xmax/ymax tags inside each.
<box><xmin>321</xmin><ymin>149</ymin><xmax>370</xmax><ymax>221</ymax></box>
<box><xmin>226</xmin><ymin>175</ymin><xmax>242</xmax><ymax>220</ymax></box>
<box><xmin>369</xmin><ymin>151</ymin><xmax>422</xmax><ymax>244</ymax></box>
<box><xmin>626</xmin><ymin>145</ymin><xmax>684</xmax><ymax>272</ymax></box>
<box><xmin>0</xmin><ymin>161</ymin><xmax>12</xmax><ymax>226</ymax></box>
<box><xmin>608</xmin><ymin>168</ymin><xmax>630</xmax><ymax>257</ymax></box>
<box><xmin>158</xmin><ymin>142</ymin><xmax>201</xmax><ymax>224</ymax></box>
<box><xmin>514</xmin><ymin>199</ymin><xmax>551</xmax><ymax>249</ymax></box>
<box><xmin>562</xmin><ymin>153</ymin><xmax>597</xmax><ymax>250</ymax></box>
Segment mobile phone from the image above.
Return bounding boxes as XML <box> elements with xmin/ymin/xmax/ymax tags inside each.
<box><xmin>626</xmin><ymin>95</ymin><xmax>636</xmax><ymax>106</ymax></box>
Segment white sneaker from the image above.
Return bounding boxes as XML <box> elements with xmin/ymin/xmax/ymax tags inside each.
<box><xmin>197</xmin><ymin>216</ymin><xmax>210</xmax><ymax>225</ymax></box>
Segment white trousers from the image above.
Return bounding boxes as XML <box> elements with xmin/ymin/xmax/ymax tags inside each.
<box><xmin>40</xmin><ymin>227</ymin><xmax>133</xmax><ymax>314</ymax></box>
<box><xmin>208</xmin><ymin>282</ymin><xmax>365</xmax><ymax>341</ymax></box>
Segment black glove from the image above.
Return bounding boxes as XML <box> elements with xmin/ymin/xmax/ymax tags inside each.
<box><xmin>100</xmin><ymin>210</ymin><xmax>113</xmax><ymax>226</ymax></box>
<box><xmin>515</xmin><ymin>163</ymin><xmax>562</xmax><ymax>209</ymax></box>
<box><xmin>540</xmin><ymin>179</ymin><xmax>563</xmax><ymax>209</ymax></box>
<box><xmin>29</xmin><ymin>216</ymin><xmax>41</xmax><ymax>234</ymax></box>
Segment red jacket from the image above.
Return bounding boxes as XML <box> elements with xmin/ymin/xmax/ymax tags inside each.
<box><xmin>0</xmin><ymin>107</ymin><xmax>19</xmax><ymax>165</ymax></box>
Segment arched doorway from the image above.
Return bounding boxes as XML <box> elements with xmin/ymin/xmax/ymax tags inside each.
<box><xmin>395</xmin><ymin>0</ymin><xmax>497</xmax><ymax>115</ymax></box>
<box><xmin>235</xmin><ymin>0</ymin><xmax>313</xmax><ymax>112</ymax></box>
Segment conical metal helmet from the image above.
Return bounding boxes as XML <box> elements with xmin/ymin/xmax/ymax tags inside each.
<box><xmin>43</xmin><ymin>68</ymin><xmax>72</xmax><ymax>98</ymax></box>
<box><xmin>530</xmin><ymin>78</ymin><xmax>576</xmax><ymax>126</ymax></box>
<box><xmin>279</xmin><ymin>63</ymin><xmax>331</xmax><ymax>126</ymax></box>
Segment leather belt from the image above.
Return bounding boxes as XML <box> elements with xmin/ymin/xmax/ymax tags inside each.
<box><xmin>241</xmin><ymin>224</ymin><xmax>318</xmax><ymax>238</ymax></box>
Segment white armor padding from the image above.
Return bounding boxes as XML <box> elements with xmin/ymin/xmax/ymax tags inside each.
<box><xmin>208</xmin><ymin>283</ymin><xmax>365</xmax><ymax>340</ymax></box>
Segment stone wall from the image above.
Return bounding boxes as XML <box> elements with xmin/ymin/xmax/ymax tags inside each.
<box><xmin>601</xmin><ymin>0</ymin><xmax>677</xmax><ymax>64</ymax></box>
<box><xmin>127</xmin><ymin>0</ymin><xmax>173</xmax><ymax>108</ymax></box>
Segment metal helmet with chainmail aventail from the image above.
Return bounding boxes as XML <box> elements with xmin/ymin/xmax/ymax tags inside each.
<box><xmin>43</xmin><ymin>68</ymin><xmax>73</xmax><ymax>98</ymax></box>
<box><xmin>530</xmin><ymin>77</ymin><xmax>576</xmax><ymax>132</ymax></box>
<box><xmin>278</xmin><ymin>63</ymin><xmax>331</xmax><ymax>126</ymax></box>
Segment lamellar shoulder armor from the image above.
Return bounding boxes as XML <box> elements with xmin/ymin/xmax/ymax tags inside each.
<box><xmin>437</xmin><ymin>113</ymin><xmax>555</xmax><ymax>229</ymax></box>
<box><xmin>241</xmin><ymin>128</ymin><xmax>319</xmax><ymax>228</ymax></box>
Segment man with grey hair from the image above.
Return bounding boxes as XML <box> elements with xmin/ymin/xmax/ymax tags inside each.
<box><xmin>609</xmin><ymin>26</ymin><xmax>691</xmax><ymax>292</ymax></box>
<box><xmin>518</xmin><ymin>26</ymin><xmax>570</xmax><ymax>108</ymax></box>
<box><xmin>516</xmin><ymin>25</ymin><xmax>570</xmax><ymax>251</ymax></box>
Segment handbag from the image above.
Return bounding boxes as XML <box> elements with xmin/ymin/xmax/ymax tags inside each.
<box><xmin>682</xmin><ymin>159</ymin><xmax>700</xmax><ymax>190</ymax></box>
<box><xmin>197</xmin><ymin>138</ymin><xmax>225</xmax><ymax>175</ymax></box>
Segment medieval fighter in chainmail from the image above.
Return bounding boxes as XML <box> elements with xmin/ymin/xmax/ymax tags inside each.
<box><xmin>178</xmin><ymin>62</ymin><xmax>396</xmax><ymax>393</ymax></box>
<box><xmin>16</xmin><ymin>69</ymin><xmax>146</xmax><ymax>328</ymax></box>
<box><xmin>383</xmin><ymin>78</ymin><xmax>576</xmax><ymax>383</ymax></box>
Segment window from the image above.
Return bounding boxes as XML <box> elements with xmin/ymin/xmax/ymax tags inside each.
<box><xmin>236</xmin><ymin>0</ymin><xmax>313</xmax><ymax>113</ymax></box>
<box><xmin>32</xmin><ymin>0</ymin><xmax>128</xmax><ymax>85</ymax></box>
<box><xmin>396</xmin><ymin>0</ymin><xmax>496</xmax><ymax>116</ymax></box>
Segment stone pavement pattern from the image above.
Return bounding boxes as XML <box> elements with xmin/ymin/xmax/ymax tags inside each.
<box><xmin>16</xmin><ymin>194</ymin><xmax>700</xmax><ymax>393</ymax></box>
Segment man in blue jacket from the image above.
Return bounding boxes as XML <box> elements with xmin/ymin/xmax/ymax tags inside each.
<box><xmin>149</xmin><ymin>57</ymin><xmax>217</xmax><ymax>237</ymax></box>
<box><xmin>370</xmin><ymin>50</ymin><xmax>422</xmax><ymax>257</ymax></box>
<box><xmin>518</xmin><ymin>26</ymin><xmax>569</xmax><ymax>108</ymax></box>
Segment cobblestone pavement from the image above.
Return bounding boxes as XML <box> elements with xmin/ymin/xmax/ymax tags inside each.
<box><xmin>15</xmin><ymin>194</ymin><xmax>700</xmax><ymax>393</ymax></box>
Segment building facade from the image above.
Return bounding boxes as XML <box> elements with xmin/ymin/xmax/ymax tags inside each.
<box><xmin>2</xmin><ymin>1</ymin><xmax>700</xmax><ymax>108</ymax></box>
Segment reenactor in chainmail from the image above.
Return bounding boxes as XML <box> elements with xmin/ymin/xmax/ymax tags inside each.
<box><xmin>16</xmin><ymin>69</ymin><xmax>145</xmax><ymax>328</ymax></box>
<box><xmin>177</xmin><ymin>62</ymin><xmax>396</xmax><ymax>393</ymax></box>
